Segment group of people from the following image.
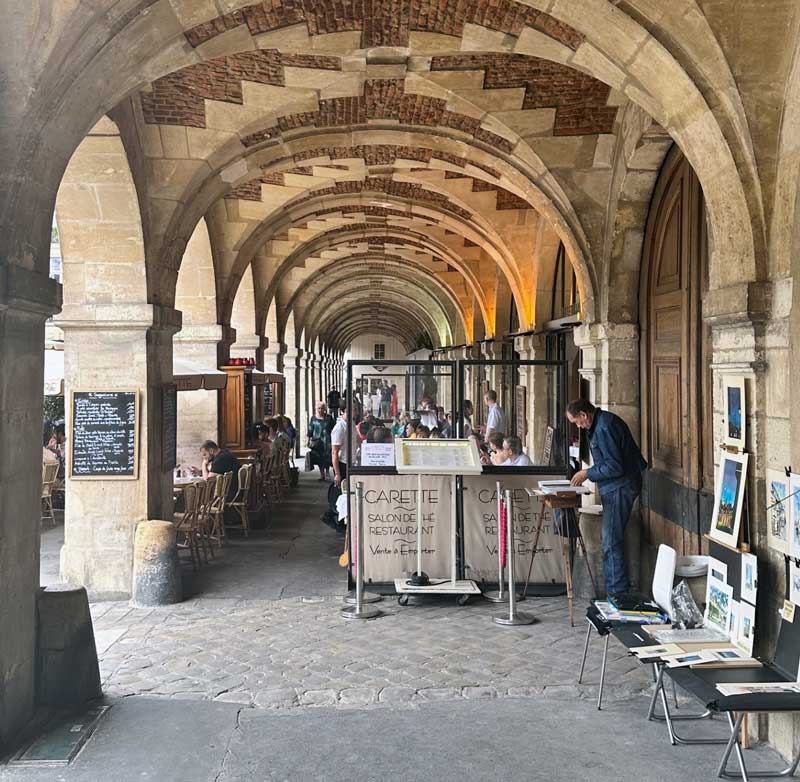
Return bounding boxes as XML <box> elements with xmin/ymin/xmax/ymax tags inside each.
<box><xmin>316</xmin><ymin>389</ymin><xmax>647</xmax><ymax>597</ymax></box>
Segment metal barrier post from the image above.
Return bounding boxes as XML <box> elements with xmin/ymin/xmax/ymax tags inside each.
<box><xmin>341</xmin><ymin>481</ymin><xmax>381</xmax><ymax>620</ymax></box>
<box><xmin>493</xmin><ymin>489</ymin><xmax>535</xmax><ymax>626</ymax></box>
<box><xmin>483</xmin><ymin>482</ymin><xmax>506</xmax><ymax>602</ymax></box>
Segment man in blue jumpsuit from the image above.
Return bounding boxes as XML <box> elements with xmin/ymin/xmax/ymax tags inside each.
<box><xmin>567</xmin><ymin>399</ymin><xmax>647</xmax><ymax>596</ymax></box>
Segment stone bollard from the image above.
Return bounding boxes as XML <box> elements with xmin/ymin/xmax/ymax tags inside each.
<box><xmin>131</xmin><ymin>520</ymin><xmax>182</xmax><ymax>607</ymax></box>
<box><xmin>573</xmin><ymin>503</ymin><xmax>643</xmax><ymax>599</ymax></box>
<box><xmin>36</xmin><ymin>586</ymin><xmax>102</xmax><ymax>705</ymax></box>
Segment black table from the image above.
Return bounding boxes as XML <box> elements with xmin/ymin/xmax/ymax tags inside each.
<box><xmin>581</xmin><ymin>605</ymin><xmax>800</xmax><ymax>780</ymax></box>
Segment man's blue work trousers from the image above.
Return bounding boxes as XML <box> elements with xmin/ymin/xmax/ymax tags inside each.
<box><xmin>600</xmin><ymin>481</ymin><xmax>640</xmax><ymax>596</ymax></box>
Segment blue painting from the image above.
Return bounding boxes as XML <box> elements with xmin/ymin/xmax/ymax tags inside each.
<box><xmin>727</xmin><ymin>386</ymin><xmax>742</xmax><ymax>442</ymax></box>
<box><xmin>715</xmin><ymin>459</ymin><xmax>741</xmax><ymax>534</ymax></box>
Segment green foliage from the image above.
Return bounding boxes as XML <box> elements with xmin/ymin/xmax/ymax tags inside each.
<box><xmin>43</xmin><ymin>395</ymin><xmax>65</xmax><ymax>423</ymax></box>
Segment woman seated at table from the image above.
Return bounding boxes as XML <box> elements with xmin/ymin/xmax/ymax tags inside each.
<box><xmin>487</xmin><ymin>432</ymin><xmax>507</xmax><ymax>465</ymax></box>
<box><xmin>42</xmin><ymin>424</ymin><xmax>59</xmax><ymax>465</ymax></box>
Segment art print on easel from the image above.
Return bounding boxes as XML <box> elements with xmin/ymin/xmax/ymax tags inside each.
<box><xmin>723</xmin><ymin>376</ymin><xmax>746</xmax><ymax>450</ymax></box>
<box><xmin>790</xmin><ymin>472</ymin><xmax>800</xmax><ymax>560</ymax></box>
<box><xmin>705</xmin><ymin>577</ymin><xmax>733</xmax><ymax>635</ymax></box>
<box><xmin>790</xmin><ymin>560</ymin><xmax>800</xmax><ymax>607</ymax></box>
<box><xmin>766</xmin><ymin>468</ymin><xmax>790</xmax><ymax>554</ymax></box>
<box><xmin>736</xmin><ymin>601</ymin><xmax>756</xmax><ymax>656</ymax></box>
<box><xmin>709</xmin><ymin>450</ymin><xmax>748</xmax><ymax>548</ymax></box>
<box><xmin>740</xmin><ymin>552</ymin><xmax>757</xmax><ymax>606</ymax></box>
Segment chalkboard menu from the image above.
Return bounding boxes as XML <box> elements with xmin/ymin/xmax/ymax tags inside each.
<box><xmin>161</xmin><ymin>383</ymin><xmax>177</xmax><ymax>471</ymax></box>
<box><xmin>70</xmin><ymin>391</ymin><xmax>139</xmax><ymax>479</ymax></box>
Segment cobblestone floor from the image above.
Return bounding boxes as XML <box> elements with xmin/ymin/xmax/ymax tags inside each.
<box><xmin>43</xmin><ymin>473</ymin><xmax>651</xmax><ymax>712</ymax></box>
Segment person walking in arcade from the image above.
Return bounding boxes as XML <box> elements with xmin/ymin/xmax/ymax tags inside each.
<box><xmin>566</xmin><ymin>399</ymin><xmax>647</xmax><ymax>597</ymax></box>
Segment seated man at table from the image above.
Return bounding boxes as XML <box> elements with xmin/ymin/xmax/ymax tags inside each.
<box><xmin>501</xmin><ymin>435</ymin><xmax>531</xmax><ymax>466</ymax></box>
<box><xmin>200</xmin><ymin>440</ymin><xmax>240</xmax><ymax>499</ymax></box>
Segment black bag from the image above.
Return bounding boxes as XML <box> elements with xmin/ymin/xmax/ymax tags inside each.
<box><xmin>304</xmin><ymin>452</ymin><xmax>314</xmax><ymax>472</ymax></box>
<box><xmin>289</xmin><ymin>466</ymin><xmax>299</xmax><ymax>488</ymax></box>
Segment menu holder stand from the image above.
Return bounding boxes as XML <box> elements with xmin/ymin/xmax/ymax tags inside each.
<box><xmin>393</xmin><ymin>438</ymin><xmax>483</xmax><ymax>606</ymax></box>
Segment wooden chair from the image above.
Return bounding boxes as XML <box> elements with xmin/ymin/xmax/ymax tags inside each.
<box><xmin>209</xmin><ymin>472</ymin><xmax>232</xmax><ymax>549</ymax></box>
<box><xmin>41</xmin><ymin>462</ymin><xmax>60</xmax><ymax>527</ymax></box>
<box><xmin>228</xmin><ymin>464</ymin><xmax>253</xmax><ymax>536</ymax></box>
<box><xmin>196</xmin><ymin>476</ymin><xmax>217</xmax><ymax>560</ymax></box>
<box><xmin>277</xmin><ymin>441</ymin><xmax>290</xmax><ymax>495</ymax></box>
<box><xmin>174</xmin><ymin>481</ymin><xmax>202</xmax><ymax>568</ymax></box>
<box><xmin>263</xmin><ymin>450</ymin><xmax>282</xmax><ymax>506</ymax></box>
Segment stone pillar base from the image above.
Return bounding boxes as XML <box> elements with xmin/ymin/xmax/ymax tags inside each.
<box><xmin>36</xmin><ymin>586</ymin><xmax>102</xmax><ymax>706</ymax></box>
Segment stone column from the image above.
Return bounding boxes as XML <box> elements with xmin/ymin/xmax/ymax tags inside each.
<box><xmin>300</xmin><ymin>352</ymin><xmax>311</xmax><ymax>434</ymax></box>
<box><xmin>57</xmin><ymin>304</ymin><xmax>180</xmax><ymax>599</ymax></box>
<box><xmin>263</xmin><ymin>341</ymin><xmax>282</xmax><ymax>375</ymax></box>
<box><xmin>574</xmin><ymin>321</ymin><xmax>640</xmax><ymax>439</ymax></box>
<box><xmin>0</xmin><ymin>266</ymin><xmax>60</xmax><ymax>746</ymax></box>
<box><xmin>704</xmin><ymin>283</ymin><xmax>772</xmax><ymax>594</ymax></box>
<box><xmin>173</xmin><ymin>324</ymin><xmax>233</xmax><ymax>468</ymax></box>
<box><xmin>284</xmin><ymin>346</ymin><xmax>299</xmax><ymax>430</ymax></box>
<box><xmin>482</xmin><ymin>340</ymin><xmax>505</xmax><ymax>404</ymax></box>
<box><xmin>230</xmin><ymin>332</ymin><xmax>259</xmax><ymax>363</ymax></box>
<box><xmin>514</xmin><ymin>334</ymin><xmax>548</xmax><ymax>459</ymax></box>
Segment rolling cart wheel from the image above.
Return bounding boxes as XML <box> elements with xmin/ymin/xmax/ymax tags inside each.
<box><xmin>398</xmin><ymin>594</ymin><xmax>410</xmax><ymax>606</ymax></box>
<box><xmin>457</xmin><ymin>594</ymin><xmax>470</xmax><ymax>606</ymax></box>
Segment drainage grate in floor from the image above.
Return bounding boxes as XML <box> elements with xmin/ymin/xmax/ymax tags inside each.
<box><xmin>10</xmin><ymin>704</ymin><xmax>110</xmax><ymax>766</ymax></box>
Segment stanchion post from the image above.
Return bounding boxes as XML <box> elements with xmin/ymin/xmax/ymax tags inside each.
<box><xmin>483</xmin><ymin>481</ymin><xmax>506</xmax><ymax>602</ymax></box>
<box><xmin>341</xmin><ymin>481</ymin><xmax>381</xmax><ymax>620</ymax></box>
<box><xmin>493</xmin><ymin>489</ymin><xmax>535</xmax><ymax>626</ymax></box>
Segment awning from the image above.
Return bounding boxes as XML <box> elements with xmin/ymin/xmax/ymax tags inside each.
<box><xmin>44</xmin><ymin>348</ymin><xmax>64</xmax><ymax>396</ymax></box>
<box><xmin>173</xmin><ymin>358</ymin><xmax>228</xmax><ymax>391</ymax></box>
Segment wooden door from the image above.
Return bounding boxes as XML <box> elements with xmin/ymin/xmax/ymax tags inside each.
<box><xmin>641</xmin><ymin>146</ymin><xmax>711</xmax><ymax>552</ymax></box>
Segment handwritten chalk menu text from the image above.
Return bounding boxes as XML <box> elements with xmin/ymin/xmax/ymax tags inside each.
<box><xmin>70</xmin><ymin>391</ymin><xmax>139</xmax><ymax>478</ymax></box>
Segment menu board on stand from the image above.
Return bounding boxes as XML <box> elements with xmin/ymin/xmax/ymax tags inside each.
<box><xmin>69</xmin><ymin>390</ymin><xmax>139</xmax><ymax>479</ymax></box>
<box><xmin>391</xmin><ymin>438</ymin><xmax>483</xmax><ymax>602</ymax></box>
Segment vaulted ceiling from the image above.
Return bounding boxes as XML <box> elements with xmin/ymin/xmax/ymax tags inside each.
<box><xmin>122</xmin><ymin>1</ymin><xmax>628</xmax><ymax>355</ymax></box>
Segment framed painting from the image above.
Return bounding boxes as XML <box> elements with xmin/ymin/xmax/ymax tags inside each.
<box><xmin>736</xmin><ymin>601</ymin><xmax>756</xmax><ymax>656</ymax></box>
<box><xmin>704</xmin><ymin>577</ymin><xmax>733</xmax><ymax>636</ymax></box>
<box><xmin>740</xmin><ymin>552</ymin><xmax>757</xmax><ymax>606</ymax></box>
<box><xmin>723</xmin><ymin>376</ymin><xmax>746</xmax><ymax>450</ymax></box>
<box><xmin>766</xmin><ymin>468</ymin><xmax>790</xmax><ymax>554</ymax></box>
<box><xmin>709</xmin><ymin>449</ymin><xmax>748</xmax><ymax>548</ymax></box>
<box><xmin>790</xmin><ymin>472</ymin><xmax>800</xmax><ymax>560</ymax></box>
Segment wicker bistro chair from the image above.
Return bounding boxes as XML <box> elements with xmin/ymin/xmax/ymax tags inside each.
<box><xmin>227</xmin><ymin>464</ymin><xmax>253</xmax><ymax>536</ymax></box>
<box><xmin>174</xmin><ymin>481</ymin><xmax>202</xmax><ymax>568</ymax></box>
<box><xmin>208</xmin><ymin>471</ymin><xmax>233</xmax><ymax>549</ymax></box>
<box><xmin>41</xmin><ymin>462</ymin><xmax>60</xmax><ymax>527</ymax></box>
<box><xmin>262</xmin><ymin>449</ymin><xmax>282</xmax><ymax>506</ymax></box>
<box><xmin>196</xmin><ymin>476</ymin><xmax>218</xmax><ymax>560</ymax></box>
<box><xmin>277</xmin><ymin>441</ymin><xmax>291</xmax><ymax>495</ymax></box>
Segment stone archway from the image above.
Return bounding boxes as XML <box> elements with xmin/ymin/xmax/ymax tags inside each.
<box><xmin>54</xmin><ymin>116</ymin><xmax>178</xmax><ymax>597</ymax></box>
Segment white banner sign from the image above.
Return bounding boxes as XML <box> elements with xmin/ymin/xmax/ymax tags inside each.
<box><xmin>358</xmin><ymin>474</ymin><xmax>451</xmax><ymax>583</ymax></box>
<box><xmin>462</xmin><ymin>474</ymin><xmax>565</xmax><ymax>584</ymax></box>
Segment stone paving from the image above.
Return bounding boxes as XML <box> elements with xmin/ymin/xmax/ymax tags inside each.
<box><xmin>43</xmin><ymin>472</ymin><xmax>652</xmax><ymax>713</ymax></box>
<box><xmin>89</xmin><ymin>594</ymin><xmax>651</xmax><ymax>710</ymax></box>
